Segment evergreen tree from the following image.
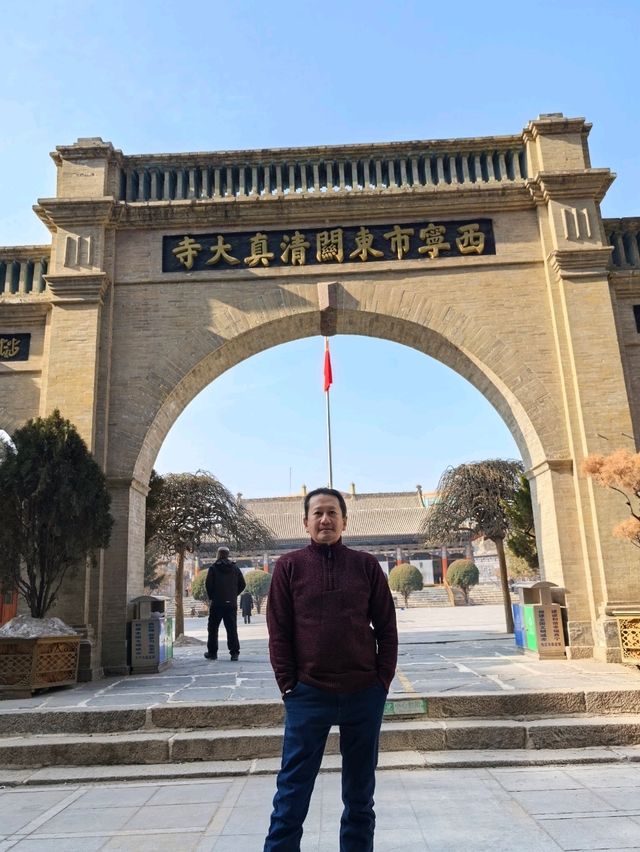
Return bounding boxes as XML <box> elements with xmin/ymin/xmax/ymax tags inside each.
<box><xmin>0</xmin><ymin>410</ymin><xmax>113</xmax><ymax>618</ymax></box>
<box><xmin>505</xmin><ymin>474</ymin><xmax>539</xmax><ymax>570</ymax></box>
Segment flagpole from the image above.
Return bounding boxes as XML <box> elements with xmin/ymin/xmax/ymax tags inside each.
<box><xmin>324</xmin><ymin>337</ymin><xmax>334</xmax><ymax>488</ymax></box>
<box><xmin>325</xmin><ymin>382</ymin><xmax>333</xmax><ymax>489</ymax></box>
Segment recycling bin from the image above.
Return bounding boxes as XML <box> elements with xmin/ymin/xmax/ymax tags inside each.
<box><xmin>514</xmin><ymin>581</ymin><xmax>567</xmax><ymax>659</ymax></box>
<box><xmin>128</xmin><ymin>595</ymin><xmax>174</xmax><ymax>674</ymax></box>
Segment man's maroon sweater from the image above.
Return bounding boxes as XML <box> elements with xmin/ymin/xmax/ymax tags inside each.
<box><xmin>266</xmin><ymin>540</ymin><xmax>398</xmax><ymax>695</ymax></box>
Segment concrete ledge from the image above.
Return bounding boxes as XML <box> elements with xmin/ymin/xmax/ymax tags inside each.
<box><xmin>171</xmin><ymin>728</ymin><xmax>285</xmax><ymax>762</ymax></box>
<box><xmin>585</xmin><ymin>689</ymin><xmax>640</xmax><ymax>715</ymax></box>
<box><xmin>0</xmin><ymin>732</ymin><xmax>170</xmax><ymax>767</ymax></box>
<box><xmin>4</xmin><ymin>691</ymin><xmax>640</xmax><ymax>740</ymax></box>
<box><xmin>5</xmin><ymin>715</ymin><xmax>640</xmax><ymax>770</ymax></box>
<box><xmin>151</xmin><ymin>700</ymin><xmax>284</xmax><ymax>730</ymax></box>
<box><xmin>0</xmin><ymin>708</ymin><xmax>148</xmax><ymax>735</ymax></box>
<box><xmin>379</xmin><ymin>723</ymin><xmax>446</xmax><ymax>752</ymax></box>
<box><xmin>4</xmin><ymin>746</ymin><xmax>640</xmax><ymax>787</ymax></box>
<box><xmin>426</xmin><ymin>691</ymin><xmax>587</xmax><ymax>719</ymax></box>
<box><xmin>445</xmin><ymin>720</ymin><xmax>526</xmax><ymax>750</ymax></box>
<box><xmin>527</xmin><ymin>715</ymin><xmax>640</xmax><ymax>749</ymax></box>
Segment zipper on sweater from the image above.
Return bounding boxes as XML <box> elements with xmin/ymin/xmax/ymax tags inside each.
<box><xmin>325</xmin><ymin>546</ymin><xmax>334</xmax><ymax>591</ymax></box>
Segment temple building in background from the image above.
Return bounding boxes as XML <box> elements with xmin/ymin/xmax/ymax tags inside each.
<box><xmin>199</xmin><ymin>485</ymin><xmax>499</xmax><ymax>585</ymax></box>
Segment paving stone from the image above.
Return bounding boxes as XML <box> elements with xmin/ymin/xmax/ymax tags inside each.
<box><xmin>540</xmin><ymin>814</ymin><xmax>640</xmax><ymax>850</ymax></box>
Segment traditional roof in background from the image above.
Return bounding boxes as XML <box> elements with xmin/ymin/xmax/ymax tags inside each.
<box><xmin>241</xmin><ymin>487</ymin><xmax>436</xmax><ymax>550</ymax></box>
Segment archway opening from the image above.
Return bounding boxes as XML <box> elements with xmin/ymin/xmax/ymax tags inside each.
<box><xmin>149</xmin><ymin>334</ymin><xmax>527</xmax><ymax>635</ymax></box>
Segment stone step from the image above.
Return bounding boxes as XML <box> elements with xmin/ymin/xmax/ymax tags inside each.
<box><xmin>3</xmin><ymin>745</ymin><xmax>640</xmax><ymax>787</ymax></box>
<box><xmin>2</xmin><ymin>688</ymin><xmax>640</xmax><ymax>737</ymax></box>
<box><xmin>4</xmin><ymin>715</ymin><xmax>640</xmax><ymax>768</ymax></box>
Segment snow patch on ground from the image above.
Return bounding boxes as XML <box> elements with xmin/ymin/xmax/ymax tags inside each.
<box><xmin>0</xmin><ymin>615</ymin><xmax>78</xmax><ymax>638</ymax></box>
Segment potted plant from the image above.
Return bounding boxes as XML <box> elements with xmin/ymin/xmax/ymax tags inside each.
<box><xmin>0</xmin><ymin>411</ymin><xmax>113</xmax><ymax>696</ymax></box>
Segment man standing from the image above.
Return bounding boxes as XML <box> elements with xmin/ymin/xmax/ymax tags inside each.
<box><xmin>240</xmin><ymin>589</ymin><xmax>254</xmax><ymax>624</ymax></box>
<box><xmin>264</xmin><ymin>488</ymin><xmax>398</xmax><ymax>851</ymax></box>
<box><xmin>204</xmin><ymin>546</ymin><xmax>245</xmax><ymax>661</ymax></box>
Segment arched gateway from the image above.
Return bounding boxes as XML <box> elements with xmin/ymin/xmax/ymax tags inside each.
<box><xmin>1</xmin><ymin>113</ymin><xmax>639</xmax><ymax>676</ymax></box>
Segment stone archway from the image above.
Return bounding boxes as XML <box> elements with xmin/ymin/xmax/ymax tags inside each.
<box><xmin>1</xmin><ymin>113</ymin><xmax>639</xmax><ymax>675</ymax></box>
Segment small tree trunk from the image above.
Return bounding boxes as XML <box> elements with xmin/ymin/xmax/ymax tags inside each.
<box><xmin>494</xmin><ymin>536</ymin><xmax>514</xmax><ymax>633</ymax></box>
<box><xmin>403</xmin><ymin>591</ymin><xmax>409</xmax><ymax>608</ymax></box>
<box><xmin>462</xmin><ymin>586</ymin><xmax>469</xmax><ymax>605</ymax></box>
<box><xmin>175</xmin><ymin>548</ymin><xmax>185</xmax><ymax>638</ymax></box>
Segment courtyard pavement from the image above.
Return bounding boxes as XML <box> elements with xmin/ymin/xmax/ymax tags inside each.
<box><xmin>2</xmin><ymin>762</ymin><xmax>640</xmax><ymax>850</ymax></box>
<box><xmin>2</xmin><ymin>606</ymin><xmax>640</xmax><ymax>850</ymax></box>
<box><xmin>2</xmin><ymin>605</ymin><xmax>639</xmax><ymax>711</ymax></box>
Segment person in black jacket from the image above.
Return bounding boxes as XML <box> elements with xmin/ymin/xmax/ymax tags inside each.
<box><xmin>240</xmin><ymin>590</ymin><xmax>254</xmax><ymax>624</ymax></box>
<box><xmin>204</xmin><ymin>547</ymin><xmax>246</xmax><ymax>661</ymax></box>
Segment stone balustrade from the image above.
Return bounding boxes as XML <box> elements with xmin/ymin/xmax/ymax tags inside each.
<box><xmin>0</xmin><ymin>247</ymin><xmax>49</xmax><ymax>296</ymax></box>
<box><xmin>604</xmin><ymin>218</ymin><xmax>640</xmax><ymax>269</ymax></box>
<box><xmin>118</xmin><ymin>138</ymin><xmax>527</xmax><ymax>203</ymax></box>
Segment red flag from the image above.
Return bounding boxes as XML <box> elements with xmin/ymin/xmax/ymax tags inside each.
<box><xmin>323</xmin><ymin>339</ymin><xmax>333</xmax><ymax>392</ymax></box>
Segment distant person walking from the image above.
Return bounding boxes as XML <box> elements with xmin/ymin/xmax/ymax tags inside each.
<box><xmin>204</xmin><ymin>547</ymin><xmax>246</xmax><ymax>661</ymax></box>
<box><xmin>240</xmin><ymin>590</ymin><xmax>254</xmax><ymax>624</ymax></box>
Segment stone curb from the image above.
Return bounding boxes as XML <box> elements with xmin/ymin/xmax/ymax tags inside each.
<box><xmin>2</xmin><ymin>688</ymin><xmax>640</xmax><ymax>735</ymax></box>
<box><xmin>3</xmin><ymin>746</ymin><xmax>640</xmax><ymax>787</ymax></box>
<box><xmin>5</xmin><ymin>715</ymin><xmax>640</xmax><ymax>768</ymax></box>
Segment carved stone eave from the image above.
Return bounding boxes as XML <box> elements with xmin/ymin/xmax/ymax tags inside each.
<box><xmin>45</xmin><ymin>273</ymin><xmax>110</xmax><ymax>304</ymax></box>
<box><xmin>526</xmin><ymin>169</ymin><xmax>615</xmax><ymax>205</ymax></box>
<box><xmin>609</xmin><ymin>271</ymin><xmax>640</xmax><ymax>295</ymax></box>
<box><xmin>0</xmin><ymin>245</ymin><xmax>51</xmax><ymax>262</ymax></box>
<box><xmin>106</xmin><ymin>476</ymin><xmax>149</xmax><ymax>496</ymax></box>
<box><xmin>526</xmin><ymin>458</ymin><xmax>574</xmax><ymax>478</ymax></box>
<box><xmin>604</xmin><ymin>217</ymin><xmax>640</xmax><ymax>232</ymax></box>
<box><xmin>549</xmin><ymin>247</ymin><xmax>613</xmax><ymax>280</ymax></box>
<box><xmin>51</xmin><ymin>138</ymin><xmax>120</xmax><ymax>165</ymax></box>
<box><xmin>120</xmin><ymin>133</ymin><xmax>526</xmax><ymax>169</ymax></box>
<box><xmin>0</xmin><ymin>300</ymin><xmax>51</xmax><ymax>323</ymax></box>
<box><xmin>522</xmin><ymin>116</ymin><xmax>591</xmax><ymax>143</ymax></box>
<box><xmin>33</xmin><ymin>198</ymin><xmax>118</xmax><ymax>233</ymax></box>
<box><xmin>113</xmin><ymin>182</ymin><xmax>533</xmax><ymax>231</ymax></box>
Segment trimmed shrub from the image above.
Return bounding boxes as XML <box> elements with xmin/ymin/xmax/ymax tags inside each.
<box><xmin>388</xmin><ymin>563</ymin><xmax>423</xmax><ymax>608</ymax></box>
<box><xmin>446</xmin><ymin>558</ymin><xmax>479</xmax><ymax>605</ymax></box>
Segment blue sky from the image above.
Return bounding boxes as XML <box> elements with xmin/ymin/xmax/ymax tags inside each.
<box><xmin>2</xmin><ymin>1</ymin><xmax>638</xmax><ymax>496</ymax></box>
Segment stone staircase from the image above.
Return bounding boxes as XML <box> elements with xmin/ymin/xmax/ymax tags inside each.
<box><xmin>3</xmin><ymin>689</ymin><xmax>640</xmax><ymax>783</ymax></box>
<box><xmin>165</xmin><ymin>587</ymin><xmax>515</xmax><ymax>616</ymax></box>
<box><xmin>165</xmin><ymin>597</ymin><xmax>208</xmax><ymax>618</ymax></box>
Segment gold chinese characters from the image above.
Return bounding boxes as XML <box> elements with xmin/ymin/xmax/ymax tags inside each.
<box><xmin>0</xmin><ymin>337</ymin><xmax>22</xmax><ymax>359</ymax></box>
<box><xmin>167</xmin><ymin>221</ymin><xmax>488</xmax><ymax>271</ymax></box>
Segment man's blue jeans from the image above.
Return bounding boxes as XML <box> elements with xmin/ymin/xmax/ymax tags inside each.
<box><xmin>264</xmin><ymin>680</ymin><xmax>387</xmax><ymax>851</ymax></box>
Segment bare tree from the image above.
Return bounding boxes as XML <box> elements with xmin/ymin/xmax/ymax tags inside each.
<box><xmin>421</xmin><ymin>459</ymin><xmax>523</xmax><ymax>633</ymax></box>
<box><xmin>582</xmin><ymin>449</ymin><xmax>640</xmax><ymax>549</ymax></box>
<box><xmin>147</xmin><ymin>470</ymin><xmax>273</xmax><ymax>637</ymax></box>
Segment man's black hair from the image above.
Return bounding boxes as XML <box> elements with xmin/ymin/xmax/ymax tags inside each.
<box><xmin>304</xmin><ymin>487</ymin><xmax>347</xmax><ymax>519</ymax></box>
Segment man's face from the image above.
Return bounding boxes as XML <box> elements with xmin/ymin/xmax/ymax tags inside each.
<box><xmin>304</xmin><ymin>494</ymin><xmax>347</xmax><ymax>545</ymax></box>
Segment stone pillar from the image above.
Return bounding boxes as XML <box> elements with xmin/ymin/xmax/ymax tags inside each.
<box><xmin>101</xmin><ymin>478</ymin><xmax>147</xmax><ymax>675</ymax></box>
<box><xmin>524</xmin><ymin>115</ymin><xmax>639</xmax><ymax>661</ymax></box>
<box><xmin>31</xmin><ymin>139</ymin><xmax>120</xmax><ymax>673</ymax></box>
